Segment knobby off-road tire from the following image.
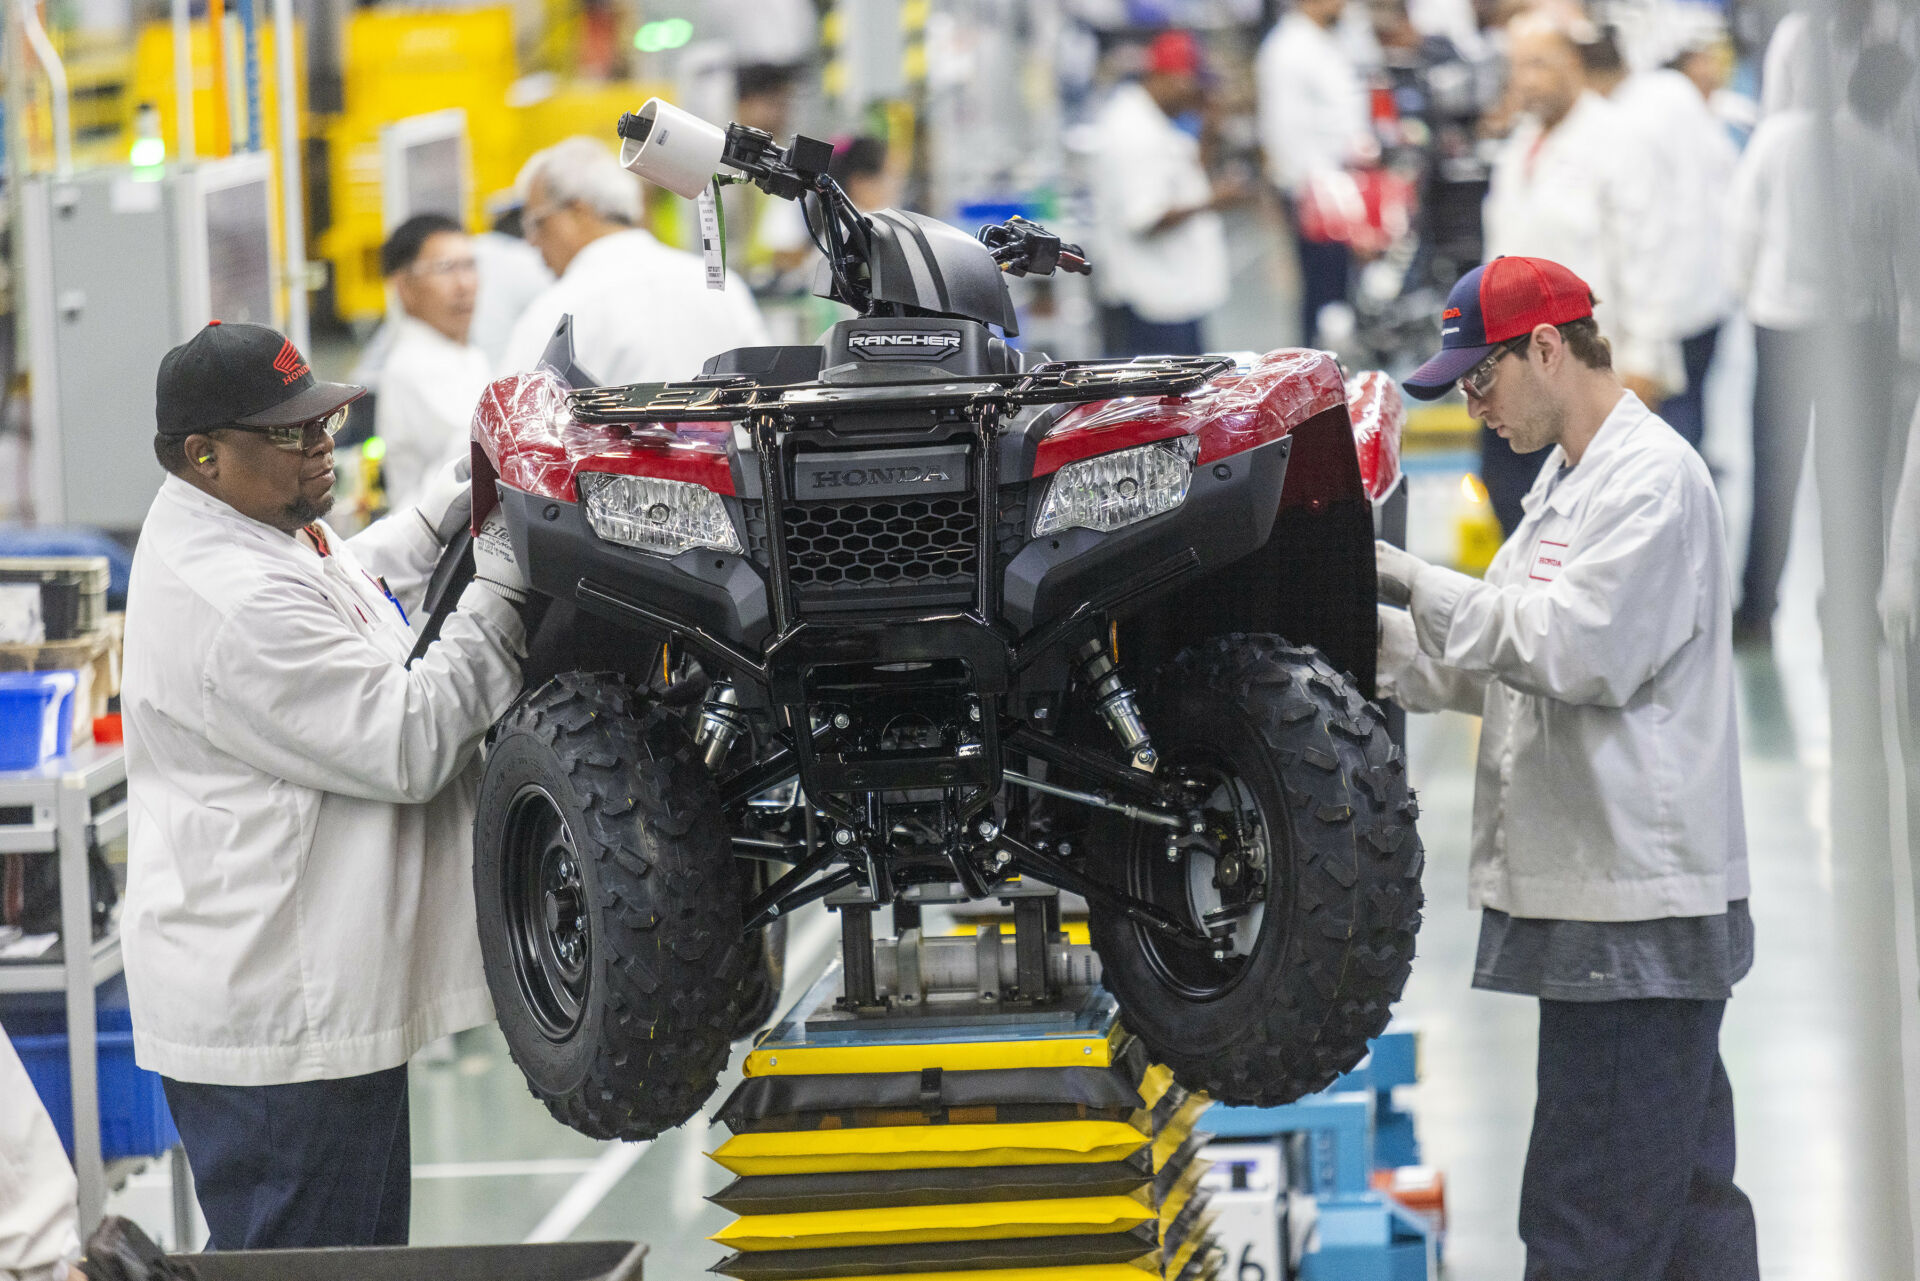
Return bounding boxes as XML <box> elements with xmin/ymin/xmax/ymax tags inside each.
<box><xmin>1088</xmin><ymin>635</ymin><xmax>1423</xmax><ymax>1104</ymax></box>
<box><xmin>475</xmin><ymin>672</ymin><xmax>751</xmax><ymax>1140</ymax></box>
<box><xmin>732</xmin><ymin>916</ymin><xmax>788</xmax><ymax>1040</ymax></box>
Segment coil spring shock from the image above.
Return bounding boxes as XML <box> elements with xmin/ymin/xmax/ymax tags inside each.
<box><xmin>1077</xmin><ymin>638</ymin><xmax>1157</xmax><ymax>773</ymax></box>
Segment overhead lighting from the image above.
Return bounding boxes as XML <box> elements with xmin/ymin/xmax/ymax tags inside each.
<box><xmin>634</xmin><ymin>17</ymin><xmax>693</xmax><ymax>52</ymax></box>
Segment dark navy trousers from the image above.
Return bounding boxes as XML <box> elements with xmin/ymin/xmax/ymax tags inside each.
<box><xmin>163</xmin><ymin>1064</ymin><xmax>411</xmax><ymax>1250</ymax></box>
<box><xmin>1522</xmin><ymin>999</ymin><xmax>1759</xmax><ymax>1280</ymax></box>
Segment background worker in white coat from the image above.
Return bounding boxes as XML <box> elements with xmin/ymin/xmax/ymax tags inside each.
<box><xmin>1089</xmin><ymin>29</ymin><xmax>1237</xmax><ymax>357</ymax></box>
<box><xmin>1477</xmin><ymin>12</ymin><xmax>1675</xmax><ymax>533</ymax></box>
<box><xmin>501</xmin><ymin>136</ymin><xmax>769</xmax><ymax>383</ymax></box>
<box><xmin>1256</xmin><ymin>0</ymin><xmax>1376</xmax><ymax>346</ymax></box>
<box><xmin>121</xmin><ymin>322</ymin><xmax>531</xmax><ymax>1248</ymax></box>
<box><xmin>1375</xmin><ymin>257</ymin><xmax>1757</xmax><ymax>1277</ymax></box>
<box><xmin>1584</xmin><ymin>17</ymin><xmax>1739</xmax><ymax>451</ymax></box>
<box><xmin>0</xmin><ymin>1026</ymin><xmax>82</xmax><ymax>1281</ymax></box>
<box><xmin>373</xmin><ymin>214</ymin><xmax>495</xmax><ymax>511</ymax></box>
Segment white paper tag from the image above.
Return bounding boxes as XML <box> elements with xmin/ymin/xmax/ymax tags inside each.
<box><xmin>697</xmin><ymin>181</ymin><xmax>726</xmax><ymax>291</ymax></box>
<box><xmin>1530</xmin><ymin>539</ymin><xmax>1569</xmax><ymax>584</ymax></box>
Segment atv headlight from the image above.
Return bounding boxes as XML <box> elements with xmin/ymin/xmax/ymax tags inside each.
<box><xmin>579</xmin><ymin>472</ymin><xmax>744</xmax><ymax>556</ymax></box>
<box><xmin>1033</xmin><ymin>437</ymin><xmax>1199</xmax><ymax>537</ymax></box>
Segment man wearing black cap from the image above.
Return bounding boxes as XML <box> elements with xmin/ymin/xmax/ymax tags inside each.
<box><xmin>120</xmin><ymin>322</ymin><xmax>530</xmax><ymax>1248</ymax></box>
<box><xmin>1373</xmin><ymin>259</ymin><xmax>1759</xmax><ymax>1277</ymax></box>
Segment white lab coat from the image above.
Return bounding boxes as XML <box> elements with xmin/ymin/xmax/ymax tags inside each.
<box><xmin>1087</xmin><ymin>82</ymin><xmax>1230</xmax><ymax>325</ymax></box>
<box><xmin>1726</xmin><ymin>106</ymin><xmax>1920</xmax><ymax>338</ymax></box>
<box><xmin>1612</xmin><ymin>69</ymin><xmax>1739</xmax><ymax>340</ymax></box>
<box><xmin>1483</xmin><ymin>91</ymin><xmax>1683</xmax><ymax>393</ymax></box>
<box><xmin>122</xmin><ymin>477</ymin><xmax>525</xmax><ymax>1085</ymax></box>
<box><xmin>0</xmin><ymin>1025</ymin><xmax>79</xmax><ymax>1281</ymax></box>
<box><xmin>1256</xmin><ymin>10</ymin><xmax>1374</xmax><ymax>197</ymax></box>
<box><xmin>374</xmin><ymin>315</ymin><xmax>494</xmax><ymax>511</ymax></box>
<box><xmin>1378</xmin><ymin>393</ymin><xmax>1749</xmax><ymax>921</ymax></box>
<box><xmin>500</xmin><ymin>228</ymin><xmax>771</xmax><ymax>385</ymax></box>
<box><xmin>469</xmin><ymin>232</ymin><xmax>554</xmax><ymax>368</ymax></box>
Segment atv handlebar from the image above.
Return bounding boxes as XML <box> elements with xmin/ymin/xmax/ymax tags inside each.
<box><xmin>977</xmin><ymin>215</ymin><xmax>1093</xmax><ymax>278</ymax></box>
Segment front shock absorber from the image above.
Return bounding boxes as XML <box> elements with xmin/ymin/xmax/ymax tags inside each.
<box><xmin>693</xmin><ymin>681</ymin><xmax>748</xmax><ymax>772</ymax></box>
<box><xmin>1077</xmin><ymin>638</ymin><xmax>1157</xmax><ymax>773</ymax></box>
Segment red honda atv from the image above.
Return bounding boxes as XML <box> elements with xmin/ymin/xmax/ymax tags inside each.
<box><xmin>428</xmin><ymin>104</ymin><xmax>1421</xmax><ymax>1141</ymax></box>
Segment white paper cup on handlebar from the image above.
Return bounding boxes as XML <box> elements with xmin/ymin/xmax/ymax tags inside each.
<box><xmin>619</xmin><ymin>99</ymin><xmax>727</xmax><ymax>199</ymax></box>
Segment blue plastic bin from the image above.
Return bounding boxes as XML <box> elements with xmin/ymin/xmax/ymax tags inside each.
<box><xmin>2</xmin><ymin>976</ymin><xmax>179</xmax><ymax>1161</ymax></box>
<box><xmin>0</xmin><ymin>670</ymin><xmax>77</xmax><ymax>770</ymax></box>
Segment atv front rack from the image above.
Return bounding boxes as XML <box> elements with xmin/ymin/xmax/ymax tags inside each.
<box><xmin>566</xmin><ymin>356</ymin><xmax>1237</xmax><ymax>424</ymax></box>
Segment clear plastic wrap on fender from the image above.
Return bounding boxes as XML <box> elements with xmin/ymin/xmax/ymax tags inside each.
<box><xmin>1345</xmin><ymin>368</ymin><xmax>1405</xmax><ymax>502</ymax></box>
<box><xmin>469</xmin><ymin>370</ymin><xmax>735</xmax><ymax>509</ymax></box>
<box><xmin>1032</xmin><ymin>348</ymin><xmax>1348</xmax><ymax>478</ymax></box>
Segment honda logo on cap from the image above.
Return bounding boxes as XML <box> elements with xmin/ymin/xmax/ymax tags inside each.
<box><xmin>272</xmin><ymin>339</ymin><xmax>310</xmax><ymax>385</ymax></box>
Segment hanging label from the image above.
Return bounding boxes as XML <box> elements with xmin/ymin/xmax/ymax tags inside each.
<box><xmin>698</xmin><ymin>179</ymin><xmax>727</xmax><ymax>291</ymax></box>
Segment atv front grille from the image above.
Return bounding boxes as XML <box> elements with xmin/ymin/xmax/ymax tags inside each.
<box><xmin>780</xmin><ymin>495</ymin><xmax>980</xmax><ymax>612</ymax></box>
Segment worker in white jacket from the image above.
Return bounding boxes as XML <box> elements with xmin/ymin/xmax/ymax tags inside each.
<box><xmin>122</xmin><ymin>322</ymin><xmax>530</xmax><ymax>1249</ymax></box>
<box><xmin>1478</xmin><ymin>13</ymin><xmax>1677</xmax><ymax>533</ymax></box>
<box><xmin>1088</xmin><ymin>30</ymin><xmax>1235</xmax><ymax>357</ymax></box>
<box><xmin>1256</xmin><ymin>0</ymin><xmax>1377</xmax><ymax>344</ymax></box>
<box><xmin>373</xmin><ymin>214</ymin><xmax>496</xmax><ymax>512</ymax></box>
<box><xmin>0</xmin><ymin>1025</ymin><xmax>82</xmax><ymax>1281</ymax></box>
<box><xmin>1588</xmin><ymin>19</ymin><xmax>1739</xmax><ymax>450</ymax></box>
<box><xmin>1379</xmin><ymin>257</ymin><xmax>1757</xmax><ymax>1277</ymax></box>
<box><xmin>500</xmin><ymin>136</ymin><xmax>769</xmax><ymax>384</ymax></box>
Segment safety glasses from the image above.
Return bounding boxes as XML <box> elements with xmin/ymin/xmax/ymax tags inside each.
<box><xmin>221</xmin><ymin>406</ymin><xmax>350</xmax><ymax>452</ymax></box>
<box><xmin>1460</xmin><ymin>336</ymin><xmax>1531</xmax><ymax>401</ymax></box>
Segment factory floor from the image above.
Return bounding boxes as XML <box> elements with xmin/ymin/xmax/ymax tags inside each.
<box><xmin>125</xmin><ymin>210</ymin><xmax>1917</xmax><ymax>1277</ymax></box>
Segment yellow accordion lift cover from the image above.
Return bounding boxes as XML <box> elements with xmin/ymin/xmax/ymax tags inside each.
<box><xmin>1158</xmin><ymin>1160</ymin><xmax>1211</xmax><ymax>1232</ymax></box>
<box><xmin>1152</xmin><ymin>1096</ymin><xmax>1212</xmax><ymax>1170</ymax></box>
<box><xmin>710</xmin><ymin>1120</ymin><xmax>1152</xmax><ymax>1176</ymax></box>
<box><xmin>812</xmin><ymin>1266</ymin><xmax>1160</xmax><ymax>1281</ymax></box>
<box><xmin>1137</xmin><ymin>1063</ymin><xmax>1176</xmax><ymax>1111</ymax></box>
<box><xmin>712</xmin><ymin>1192</ymin><xmax>1157</xmax><ymax>1251</ymax></box>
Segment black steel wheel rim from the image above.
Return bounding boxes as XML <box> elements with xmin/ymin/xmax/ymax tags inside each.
<box><xmin>1129</xmin><ymin>747</ymin><xmax>1288</xmax><ymax>1001</ymax></box>
<box><xmin>503</xmin><ymin>783</ymin><xmax>591</xmax><ymax>1041</ymax></box>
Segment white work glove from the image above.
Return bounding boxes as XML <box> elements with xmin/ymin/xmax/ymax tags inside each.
<box><xmin>412</xmin><ymin>454</ymin><xmax>473</xmax><ymax>545</ymax></box>
<box><xmin>1375</xmin><ymin>603</ymin><xmax>1417</xmax><ymax>703</ymax></box>
<box><xmin>1883</xmin><ymin>560</ymin><xmax>1919</xmax><ymax>650</ymax></box>
<box><xmin>1375</xmin><ymin>540</ymin><xmax>1429</xmax><ymax>608</ymax></box>
<box><xmin>472</xmin><ymin>511</ymin><xmax>529</xmax><ymax>604</ymax></box>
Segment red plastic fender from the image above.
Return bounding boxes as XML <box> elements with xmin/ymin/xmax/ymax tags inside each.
<box><xmin>1346</xmin><ymin>369</ymin><xmax>1406</xmax><ymax>502</ymax></box>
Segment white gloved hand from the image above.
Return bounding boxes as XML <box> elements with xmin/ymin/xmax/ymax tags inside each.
<box><xmin>1375</xmin><ymin>603</ymin><xmax>1418</xmax><ymax>703</ymax></box>
<box><xmin>1882</xmin><ymin>565</ymin><xmax>1919</xmax><ymax>650</ymax></box>
<box><xmin>413</xmin><ymin>454</ymin><xmax>473</xmax><ymax>545</ymax></box>
<box><xmin>472</xmin><ymin>511</ymin><xmax>529</xmax><ymax>603</ymax></box>
<box><xmin>1375</xmin><ymin>540</ymin><xmax>1429</xmax><ymax>608</ymax></box>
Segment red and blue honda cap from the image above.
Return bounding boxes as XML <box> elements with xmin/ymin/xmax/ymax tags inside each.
<box><xmin>1403</xmin><ymin>257</ymin><xmax>1595</xmax><ymax>400</ymax></box>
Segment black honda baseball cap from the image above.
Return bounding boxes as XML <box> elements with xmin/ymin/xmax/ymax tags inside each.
<box><xmin>156</xmin><ymin>321</ymin><xmax>363</xmax><ymax>438</ymax></box>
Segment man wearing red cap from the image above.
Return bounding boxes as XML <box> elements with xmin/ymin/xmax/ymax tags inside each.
<box><xmin>1087</xmin><ymin>30</ymin><xmax>1242</xmax><ymax>357</ymax></box>
<box><xmin>1375</xmin><ymin>258</ymin><xmax>1759</xmax><ymax>1277</ymax></box>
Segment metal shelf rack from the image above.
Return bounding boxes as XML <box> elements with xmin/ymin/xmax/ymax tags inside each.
<box><xmin>0</xmin><ymin>742</ymin><xmax>129</xmax><ymax>1231</ymax></box>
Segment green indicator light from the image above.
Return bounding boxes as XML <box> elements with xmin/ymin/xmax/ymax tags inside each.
<box><xmin>635</xmin><ymin>16</ymin><xmax>693</xmax><ymax>51</ymax></box>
